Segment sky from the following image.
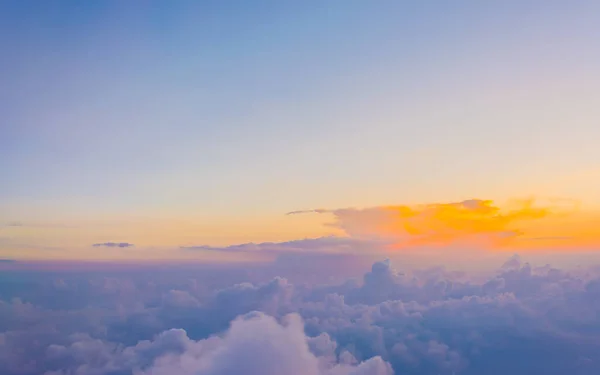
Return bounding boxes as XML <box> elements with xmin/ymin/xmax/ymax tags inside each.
<box><xmin>4</xmin><ymin>4</ymin><xmax>600</xmax><ymax>375</ymax></box>
<box><xmin>2</xmin><ymin>1</ymin><xmax>600</xmax><ymax>260</ymax></box>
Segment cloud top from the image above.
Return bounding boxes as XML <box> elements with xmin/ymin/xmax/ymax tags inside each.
<box><xmin>1</xmin><ymin>254</ymin><xmax>600</xmax><ymax>374</ymax></box>
<box><xmin>142</xmin><ymin>312</ymin><xmax>392</xmax><ymax>375</ymax></box>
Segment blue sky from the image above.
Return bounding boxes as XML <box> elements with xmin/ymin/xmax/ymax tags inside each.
<box><xmin>2</xmin><ymin>1</ymin><xmax>600</xmax><ymax>257</ymax></box>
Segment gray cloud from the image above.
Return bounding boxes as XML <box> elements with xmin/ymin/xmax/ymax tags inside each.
<box><xmin>92</xmin><ymin>242</ymin><xmax>135</xmax><ymax>248</ymax></box>
<box><xmin>181</xmin><ymin>236</ymin><xmax>388</xmax><ymax>255</ymax></box>
<box><xmin>286</xmin><ymin>209</ymin><xmax>330</xmax><ymax>216</ymax></box>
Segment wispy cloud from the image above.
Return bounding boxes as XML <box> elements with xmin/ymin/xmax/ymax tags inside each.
<box><xmin>92</xmin><ymin>242</ymin><xmax>135</xmax><ymax>248</ymax></box>
<box><xmin>526</xmin><ymin>236</ymin><xmax>575</xmax><ymax>241</ymax></box>
<box><xmin>2</xmin><ymin>221</ymin><xmax>76</xmax><ymax>229</ymax></box>
<box><xmin>0</xmin><ymin>222</ymin><xmax>22</xmax><ymax>234</ymax></box>
<box><xmin>181</xmin><ymin>236</ymin><xmax>386</xmax><ymax>255</ymax></box>
<box><xmin>285</xmin><ymin>209</ymin><xmax>329</xmax><ymax>215</ymax></box>
<box><xmin>4</xmin><ymin>221</ymin><xmax>23</xmax><ymax>227</ymax></box>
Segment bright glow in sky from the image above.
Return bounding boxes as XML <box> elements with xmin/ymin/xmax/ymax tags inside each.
<box><xmin>2</xmin><ymin>1</ymin><xmax>600</xmax><ymax>260</ymax></box>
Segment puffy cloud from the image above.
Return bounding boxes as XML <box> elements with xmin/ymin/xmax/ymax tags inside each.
<box><xmin>500</xmin><ymin>253</ymin><xmax>522</xmax><ymax>271</ymax></box>
<box><xmin>142</xmin><ymin>313</ymin><xmax>392</xmax><ymax>375</ymax></box>
<box><xmin>2</xmin><ymin>255</ymin><xmax>600</xmax><ymax>374</ymax></box>
<box><xmin>162</xmin><ymin>290</ymin><xmax>200</xmax><ymax>309</ymax></box>
<box><xmin>212</xmin><ymin>277</ymin><xmax>293</xmax><ymax>317</ymax></box>
<box><xmin>391</xmin><ymin>339</ymin><xmax>464</xmax><ymax>373</ymax></box>
<box><xmin>289</xmin><ymin>199</ymin><xmax>593</xmax><ymax>250</ymax></box>
<box><xmin>38</xmin><ymin>313</ymin><xmax>392</xmax><ymax>375</ymax></box>
<box><xmin>42</xmin><ymin>328</ymin><xmax>195</xmax><ymax>374</ymax></box>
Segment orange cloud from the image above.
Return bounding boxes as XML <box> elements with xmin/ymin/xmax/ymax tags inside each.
<box><xmin>293</xmin><ymin>199</ymin><xmax>599</xmax><ymax>251</ymax></box>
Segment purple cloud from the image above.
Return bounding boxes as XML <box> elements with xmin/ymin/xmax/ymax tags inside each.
<box><xmin>92</xmin><ymin>242</ymin><xmax>135</xmax><ymax>248</ymax></box>
<box><xmin>181</xmin><ymin>236</ymin><xmax>388</xmax><ymax>255</ymax></box>
<box><xmin>286</xmin><ymin>209</ymin><xmax>330</xmax><ymax>215</ymax></box>
<box><xmin>2</xmin><ymin>254</ymin><xmax>600</xmax><ymax>375</ymax></box>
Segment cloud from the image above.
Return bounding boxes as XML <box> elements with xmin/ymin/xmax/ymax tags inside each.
<box><xmin>212</xmin><ymin>277</ymin><xmax>294</xmax><ymax>319</ymax></box>
<box><xmin>286</xmin><ymin>209</ymin><xmax>330</xmax><ymax>216</ymax></box>
<box><xmin>181</xmin><ymin>236</ymin><xmax>386</xmax><ymax>255</ymax></box>
<box><xmin>162</xmin><ymin>290</ymin><xmax>201</xmax><ymax>308</ymax></box>
<box><xmin>2</xmin><ymin>254</ymin><xmax>600</xmax><ymax>374</ymax></box>
<box><xmin>140</xmin><ymin>313</ymin><xmax>393</xmax><ymax>375</ymax></box>
<box><xmin>2</xmin><ymin>222</ymin><xmax>75</xmax><ymax>229</ymax></box>
<box><xmin>526</xmin><ymin>236</ymin><xmax>575</xmax><ymax>241</ymax></box>
<box><xmin>4</xmin><ymin>222</ymin><xmax>23</xmax><ymax>227</ymax></box>
<box><xmin>27</xmin><ymin>311</ymin><xmax>393</xmax><ymax>375</ymax></box>
<box><xmin>92</xmin><ymin>242</ymin><xmax>135</xmax><ymax>248</ymax></box>
<box><xmin>500</xmin><ymin>253</ymin><xmax>522</xmax><ymax>271</ymax></box>
<box><xmin>289</xmin><ymin>199</ymin><xmax>589</xmax><ymax>250</ymax></box>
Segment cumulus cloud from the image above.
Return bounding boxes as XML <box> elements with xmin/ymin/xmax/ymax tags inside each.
<box><xmin>176</xmin><ymin>198</ymin><xmax>596</xmax><ymax>262</ymax></box>
<box><xmin>92</xmin><ymin>242</ymin><xmax>135</xmax><ymax>248</ymax></box>
<box><xmin>2</xmin><ymin>254</ymin><xmax>600</xmax><ymax>375</ymax></box>
<box><xmin>141</xmin><ymin>313</ymin><xmax>392</xmax><ymax>375</ymax></box>
<box><xmin>288</xmin><ymin>199</ymin><xmax>589</xmax><ymax>250</ymax></box>
<box><xmin>162</xmin><ymin>290</ymin><xmax>201</xmax><ymax>309</ymax></box>
<box><xmin>25</xmin><ymin>312</ymin><xmax>393</xmax><ymax>375</ymax></box>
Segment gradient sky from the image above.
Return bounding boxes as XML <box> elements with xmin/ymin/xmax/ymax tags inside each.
<box><xmin>2</xmin><ymin>1</ymin><xmax>600</xmax><ymax>260</ymax></box>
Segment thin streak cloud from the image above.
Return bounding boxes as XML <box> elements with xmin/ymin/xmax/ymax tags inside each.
<box><xmin>92</xmin><ymin>242</ymin><xmax>135</xmax><ymax>248</ymax></box>
<box><xmin>286</xmin><ymin>209</ymin><xmax>330</xmax><ymax>216</ymax></box>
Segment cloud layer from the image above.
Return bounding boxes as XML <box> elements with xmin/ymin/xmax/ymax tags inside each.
<box><xmin>1</xmin><ymin>253</ymin><xmax>600</xmax><ymax>374</ymax></box>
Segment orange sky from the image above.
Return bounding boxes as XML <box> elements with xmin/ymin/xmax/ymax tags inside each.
<box><xmin>309</xmin><ymin>198</ymin><xmax>600</xmax><ymax>252</ymax></box>
<box><xmin>2</xmin><ymin>198</ymin><xmax>600</xmax><ymax>261</ymax></box>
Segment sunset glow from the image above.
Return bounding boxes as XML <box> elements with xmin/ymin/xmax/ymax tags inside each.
<box><xmin>1</xmin><ymin>2</ymin><xmax>599</xmax><ymax>261</ymax></box>
<box><xmin>3</xmin><ymin>3</ymin><xmax>600</xmax><ymax>375</ymax></box>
